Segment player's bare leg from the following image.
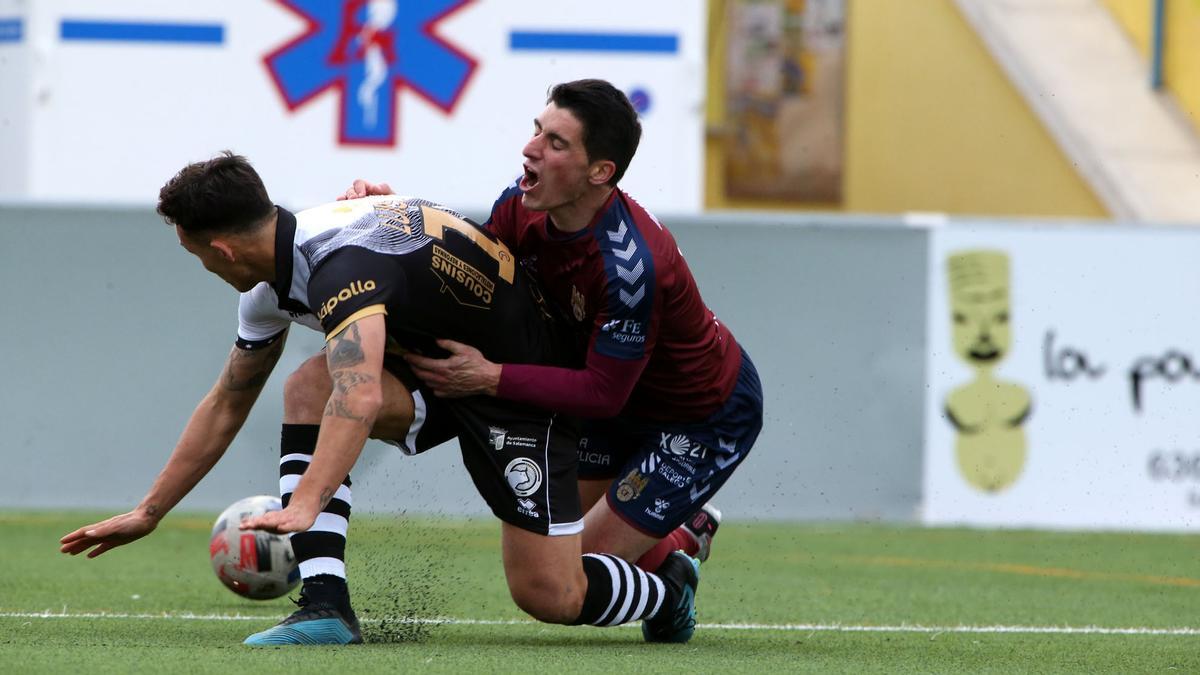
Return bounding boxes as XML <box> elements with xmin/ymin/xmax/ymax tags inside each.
<box><xmin>245</xmin><ymin>353</ymin><xmax>414</xmax><ymax>646</ymax></box>
<box><xmin>499</xmin><ymin>522</ymin><xmax>699</xmax><ymax>642</ymax></box>
<box><xmin>580</xmin><ymin>478</ymin><xmax>720</xmax><ymax>571</ymax></box>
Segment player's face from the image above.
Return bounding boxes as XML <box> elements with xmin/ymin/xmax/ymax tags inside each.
<box><xmin>519</xmin><ymin>103</ymin><xmax>593</xmax><ymax>212</ymax></box>
<box><xmin>175</xmin><ymin>226</ymin><xmax>258</xmax><ymax>293</ymax></box>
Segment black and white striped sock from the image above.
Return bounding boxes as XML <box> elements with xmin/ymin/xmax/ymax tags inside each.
<box><xmin>278</xmin><ymin>424</ymin><xmax>352</xmax><ymax>581</ymax></box>
<box><xmin>573</xmin><ymin>553</ymin><xmax>668</xmax><ymax>626</ymax></box>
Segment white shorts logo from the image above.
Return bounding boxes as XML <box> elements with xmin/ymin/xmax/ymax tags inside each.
<box><xmin>504</xmin><ymin>457</ymin><xmax>543</xmax><ymax>497</ymax></box>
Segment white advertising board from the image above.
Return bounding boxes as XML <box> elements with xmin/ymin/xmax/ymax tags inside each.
<box><xmin>0</xmin><ymin>0</ymin><xmax>705</xmax><ymax>213</ymax></box>
<box><xmin>924</xmin><ymin>223</ymin><xmax>1200</xmax><ymax>531</ymax></box>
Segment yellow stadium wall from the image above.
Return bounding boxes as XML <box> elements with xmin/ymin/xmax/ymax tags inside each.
<box><xmin>705</xmin><ymin>0</ymin><xmax>1108</xmax><ymax>217</ymax></box>
<box><xmin>1103</xmin><ymin>0</ymin><xmax>1200</xmax><ymax>130</ymax></box>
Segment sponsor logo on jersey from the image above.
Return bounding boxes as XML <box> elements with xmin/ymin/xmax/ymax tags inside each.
<box><xmin>516</xmin><ymin>497</ymin><xmax>539</xmax><ymax>518</ymax></box>
<box><xmin>600</xmin><ymin>318</ymin><xmax>646</xmax><ymax>345</ymax></box>
<box><xmin>431</xmin><ymin>244</ymin><xmax>494</xmax><ymax>306</ymax></box>
<box><xmin>504</xmin><ymin>457</ymin><xmax>542</xmax><ymax>497</ymax></box>
<box><xmin>488</xmin><ymin>427</ymin><xmax>507</xmax><ymax>451</ymax></box>
<box><xmin>317</xmin><ymin>279</ymin><xmax>377</xmax><ymax>320</ymax></box>
<box><xmin>659</xmin><ymin>433</ymin><xmax>709</xmax><ymax>460</ymax></box>
<box><xmin>488</xmin><ymin>427</ymin><xmax>540</xmax><ymax>450</ymax></box>
<box><xmin>615</xmin><ymin>468</ymin><xmax>649</xmax><ymax>502</ymax></box>
<box><xmin>646</xmin><ymin>497</ymin><xmax>670</xmax><ymax>521</ymax></box>
<box><xmin>656</xmin><ymin>462</ymin><xmax>689</xmax><ymax>489</ymax></box>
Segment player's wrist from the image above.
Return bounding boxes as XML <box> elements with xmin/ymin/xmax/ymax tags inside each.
<box><xmin>136</xmin><ymin>502</ymin><xmax>166</xmax><ymax>524</ymax></box>
<box><xmin>488</xmin><ymin>363</ymin><xmax>503</xmax><ymax>396</ymax></box>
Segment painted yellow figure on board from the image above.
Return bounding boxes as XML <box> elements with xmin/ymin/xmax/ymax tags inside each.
<box><xmin>945</xmin><ymin>250</ymin><xmax>1031</xmax><ymax>492</ymax></box>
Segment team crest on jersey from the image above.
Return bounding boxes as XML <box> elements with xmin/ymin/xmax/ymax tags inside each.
<box><xmin>615</xmin><ymin>468</ymin><xmax>649</xmax><ymax>502</ymax></box>
<box><xmin>571</xmin><ymin>285</ymin><xmax>586</xmax><ymax>322</ymax></box>
<box><xmin>488</xmin><ymin>427</ymin><xmax>507</xmax><ymax>451</ymax></box>
<box><xmin>264</xmin><ymin>0</ymin><xmax>477</xmax><ymax>146</ymax></box>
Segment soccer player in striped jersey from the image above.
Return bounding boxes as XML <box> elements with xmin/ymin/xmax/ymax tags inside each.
<box><xmin>60</xmin><ymin>152</ymin><xmax>701</xmax><ymax>646</ymax></box>
<box><xmin>345</xmin><ymin>80</ymin><xmax>764</xmax><ymax>642</ymax></box>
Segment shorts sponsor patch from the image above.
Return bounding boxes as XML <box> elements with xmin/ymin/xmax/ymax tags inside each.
<box><xmin>504</xmin><ymin>457</ymin><xmax>542</xmax><ymax>497</ymax></box>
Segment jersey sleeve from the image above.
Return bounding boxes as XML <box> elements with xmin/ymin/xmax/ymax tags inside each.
<box><xmin>497</xmin><ymin>349</ymin><xmax>647</xmax><ymax>419</ymax></box>
<box><xmin>306</xmin><ymin>246</ymin><xmax>396</xmax><ymax>339</ymax></box>
<box><xmin>236</xmin><ymin>282</ymin><xmax>291</xmax><ymax>350</ymax></box>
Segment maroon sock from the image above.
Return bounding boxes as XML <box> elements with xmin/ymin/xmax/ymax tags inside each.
<box><xmin>635</xmin><ymin>528</ymin><xmax>696</xmax><ymax>572</ymax></box>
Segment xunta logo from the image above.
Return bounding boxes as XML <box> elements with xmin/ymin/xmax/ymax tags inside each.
<box><xmin>265</xmin><ymin>0</ymin><xmax>477</xmax><ymax>146</ymax></box>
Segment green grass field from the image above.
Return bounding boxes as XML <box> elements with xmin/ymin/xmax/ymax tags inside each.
<box><xmin>2</xmin><ymin>512</ymin><xmax>1197</xmax><ymax>673</ymax></box>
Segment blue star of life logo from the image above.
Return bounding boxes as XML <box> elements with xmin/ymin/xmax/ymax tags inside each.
<box><xmin>265</xmin><ymin>0</ymin><xmax>477</xmax><ymax>146</ymax></box>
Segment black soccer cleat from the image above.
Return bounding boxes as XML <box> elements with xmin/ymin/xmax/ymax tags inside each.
<box><xmin>244</xmin><ymin>577</ymin><xmax>362</xmax><ymax>646</ymax></box>
<box><xmin>642</xmin><ymin>551</ymin><xmax>701</xmax><ymax>643</ymax></box>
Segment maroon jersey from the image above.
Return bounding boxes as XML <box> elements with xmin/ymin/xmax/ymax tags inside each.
<box><xmin>485</xmin><ymin>181</ymin><xmax>741</xmax><ymax>422</ymax></box>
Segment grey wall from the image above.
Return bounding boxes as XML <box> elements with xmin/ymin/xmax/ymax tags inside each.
<box><xmin>0</xmin><ymin>205</ymin><xmax>927</xmax><ymax>522</ymax></box>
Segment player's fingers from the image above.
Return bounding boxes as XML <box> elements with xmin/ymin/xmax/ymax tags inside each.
<box><xmin>436</xmin><ymin>338</ymin><xmax>471</xmax><ymax>354</ymax></box>
<box><xmin>60</xmin><ymin>539</ymin><xmax>91</xmax><ymax>555</ymax></box>
<box><xmin>59</xmin><ymin>525</ymin><xmax>94</xmax><ymax>544</ymax></box>
<box><xmin>371</xmin><ymin>182</ymin><xmax>393</xmax><ymax>196</ymax></box>
<box><xmin>86</xmin><ymin>542</ymin><xmax>113</xmax><ymax>559</ymax></box>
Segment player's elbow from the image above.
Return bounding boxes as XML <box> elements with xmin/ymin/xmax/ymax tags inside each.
<box><xmin>335</xmin><ymin>385</ymin><xmax>384</xmax><ymax>421</ymax></box>
<box><xmin>351</xmin><ymin>387</ymin><xmax>385</xmax><ymax>415</ymax></box>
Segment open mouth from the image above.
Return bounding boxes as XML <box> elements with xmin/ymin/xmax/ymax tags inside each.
<box><xmin>519</xmin><ymin>165</ymin><xmax>540</xmax><ymax>192</ymax></box>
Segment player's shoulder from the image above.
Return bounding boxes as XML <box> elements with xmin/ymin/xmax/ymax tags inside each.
<box><xmin>485</xmin><ymin>177</ymin><xmax>526</xmax><ymax>222</ymax></box>
<box><xmin>607</xmin><ymin>189</ymin><xmax>671</xmax><ymax>241</ymax></box>
<box><xmin>239</xmin><ymin>281</ymin><xmax>278</xmax><ymax>312</ymax></box>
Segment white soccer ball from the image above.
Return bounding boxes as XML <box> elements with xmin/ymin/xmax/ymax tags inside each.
<box><xmin>209</xmin><ymin>495</ymin><xmax>300</xmax><ymax>600</ymax></box>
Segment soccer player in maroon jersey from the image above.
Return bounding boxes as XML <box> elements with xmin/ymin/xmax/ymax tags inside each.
<box><xmin>61</xmin><ymin>152</ymin><xmax>703</xmax><ymax>646</ymax></box>
<box><xmin>346</xmin><ymin>79</ymin><xmax>764</xmax><ymax>577</ymax></box>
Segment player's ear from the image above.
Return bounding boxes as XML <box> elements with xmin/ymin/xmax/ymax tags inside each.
<box><xmin>209</xmin><ymin>238</ymin><xmax>236</xmax><ymax>262</ymax></box>
<box><xmin>588</xmin><ymin>159</ymin><xmax>616</xmax><ymax>186</ymax></box>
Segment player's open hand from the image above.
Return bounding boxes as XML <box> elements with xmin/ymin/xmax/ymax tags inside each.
<box><xmin>404</xmin><ymin>339</ymin><xmax>502</xmax><ymax>398</ymax></box>
<box><xmin>59</xmin><ymin>510</ymin><xmax>159</xmax><ymax>558</ymax></box>
<box><xmin>338</xmin><ymin>179</ymin><xmax>394</xmax><ymax>201</ymax></box>
<box><xmin>240</xmin><ymin>504</ymin><xmax>316</xmax><ymax>534</ymax></box>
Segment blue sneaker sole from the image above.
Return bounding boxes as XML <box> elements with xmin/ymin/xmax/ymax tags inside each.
<box><xmin>244</xmin><ymin>618</ymin><xmax>361</xmax><ymax>646</ymax></box>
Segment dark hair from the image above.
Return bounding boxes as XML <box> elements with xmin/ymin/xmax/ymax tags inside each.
<box><xmin>157</xmin><ymin>151</ymin><xmax>274</xmax><ymax>235</ymax></box>
<box><xmin>547</xmin><ymin>79</ymin><xmax>641</xmax><ymax>186</ymax></box>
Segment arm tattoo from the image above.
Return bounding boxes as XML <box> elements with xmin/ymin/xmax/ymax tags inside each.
<box><xmin>328</xmin><ymin>323</ymin><xmax>365</xmax><ymax>369</ymax></box>
<box><xmin>331</xmin><ymin>370</ymin><xmax>376</xmax><ymax>396</ymax></box>
<box><xmin>324</xmin><ymin>395</ymin><xmax>367</xmax><ymax>424</ymax></box>
<box><xmin>221</xmin><ymin>338</ymin><xmax>285</xmax><ymax>392</ymax></box>
<box><xmin>319</xmin><ymin>488</ymin><xmax>334</xmax><ymax>510</ymax></box>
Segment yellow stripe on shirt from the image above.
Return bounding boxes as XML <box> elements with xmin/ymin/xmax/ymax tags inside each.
<box><xmin>326</xmin><ymin>304</ymin><xmax>388</xmax><ymax>342</ymax></box>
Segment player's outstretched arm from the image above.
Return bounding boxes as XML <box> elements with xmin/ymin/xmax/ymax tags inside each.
<box><xmin>338</xmin><ymin>179</ymin><xmax>393</xmax><ymax>201</ymax></box>
<box><xmin>243</xmin><ymin>315</ymin><xmax>385</xmax><ymax>534</ymax></box>
<box><xmin>59</xmin><ymin>334</ymin><xmax>287</xmax><ymax>557</ymax></box>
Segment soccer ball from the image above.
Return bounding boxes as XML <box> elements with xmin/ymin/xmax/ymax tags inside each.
<box><xmin>209</xmin><ymin>495</ymin><xmax>300</xmax><ymax>600</ymax></box>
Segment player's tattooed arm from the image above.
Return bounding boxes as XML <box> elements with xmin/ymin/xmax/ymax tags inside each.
<box><xmin>245</xmin><ymin>314</ymin><xmax>386</xmax><ymax>535</ymax></box>
<box><xmin>323</xmin><ymin>321</ymin><xmax>380</xmax><ymax>429</ymax></box>
<box><xmin>220</xmin><ymin>331</ymin><xmax>287</xmax><ymax>393</ymax></box>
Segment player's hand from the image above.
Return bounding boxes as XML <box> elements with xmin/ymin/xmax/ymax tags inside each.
<box><xmin>240</xmin><ymin>504</ymin><xmax>317</xmax><ymax>534</ymax></box>
<box><xmin>59</xmin><ymin>510</ymin><xmax>159</xmax><ymax>558</ymax></box>
<box><xmin>405</xmin><ymin>339</ymin><xmax>502</xmax><ymax>398</ymax></box>
<box><xmin>338</xmin><ymin>179</ymin><xmax>394</xmax><ymax>201</ymax></box>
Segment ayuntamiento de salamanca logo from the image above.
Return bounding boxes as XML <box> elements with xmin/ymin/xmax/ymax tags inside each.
<box><xmin>265</xmin><ymin>0</ymin><xmax>477</xmax><ymax>146</ymax></box>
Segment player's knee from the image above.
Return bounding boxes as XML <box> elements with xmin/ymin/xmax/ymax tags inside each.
<box><xmin>507</xmin><ymin>574</ymin><xmax>584</xmax><ymax>625</ymax></box>
<box><xmin>283</xmin><ymin>356</ymin><xmax>331</xmax><ymax>421</ymax></box>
